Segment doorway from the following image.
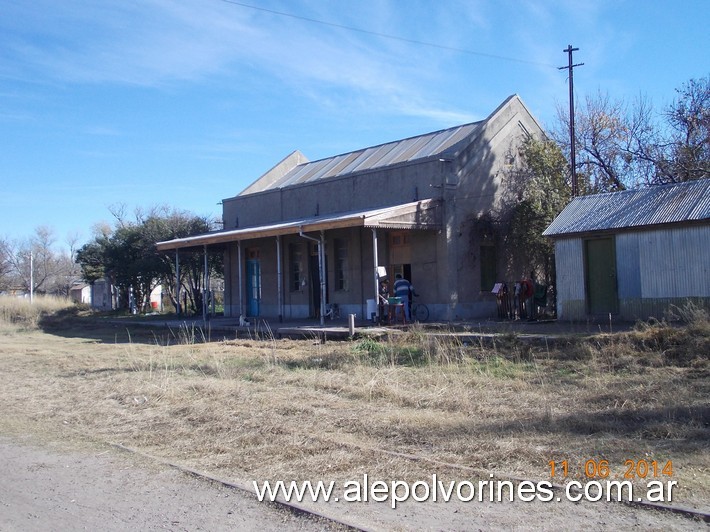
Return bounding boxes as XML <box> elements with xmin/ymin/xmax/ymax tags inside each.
<box><xmin>246</xmin><ymin>248</ymin><xmax>261</xmax><ymax>317</ymax></box>
<box><xmin>308</xmin><ymin>243</ymin><xmax>328</xmax><ymax>317</ymax></box>
<box><xmin>585</xmin><ymin>237</ymin><xmax>618</xmax><ymax>315</ymax></box>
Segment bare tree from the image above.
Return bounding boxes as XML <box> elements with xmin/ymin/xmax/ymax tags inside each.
<box><xmin>0</xmin><ymin>237</ymin><xmax>12</xmax><ymax>291</ymax></box>
<box><xmin>107</xmin><ymin>203</ymin><xmax>130</xmax><ymax>229</ymax></box>
<box><xmin>553</xmin><ymin>77</ymin><xmax>709</xmax><ymax>191</ymax></box>
<box><xmin>0</xmin><ymin>227</ymin><xmax>75</xmax><ymax>295</ymax></box>
<box><xmin>662</xmin><ymin>76</ymin><xmax>710</xmax><ymax>182</ymax></box>
<box><xmin>553</xmin><ymin>91</ymin><xmax>633</xmax><ymax>192</ymax></box>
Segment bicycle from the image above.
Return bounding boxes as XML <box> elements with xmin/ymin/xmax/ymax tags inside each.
<box><xmin>323</xmin><ymin>303</ymin><xmax>340</xmax><ymax>320</ymax></box>
<box><xmin>410</xmin><ymin>297</ymin><xmax>429</xmax><ymax>322</ymax></box>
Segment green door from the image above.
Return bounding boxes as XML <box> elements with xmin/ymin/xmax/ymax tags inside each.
<box><xmin>585</xmin><ymin>238</ymin><xmax>618</xmax><ymax>315</ymax></box>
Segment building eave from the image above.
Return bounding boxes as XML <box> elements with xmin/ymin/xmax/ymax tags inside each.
<box><xmin>156</xmin><ymin>199</ymin><xmax>441</xmax><ymax>251</ymax></box>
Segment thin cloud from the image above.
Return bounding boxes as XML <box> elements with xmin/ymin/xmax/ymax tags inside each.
<box><xmin>2</xmin><ymin>1</ymin><xmax>255</xmax><ymax>86</ymax></box>
<box><xmin>1</xmin><ymin>0</ymin><xmax>479</xmax><ymax>124</ymax></box>
<box><xmin>84</xmin><ymin>126</ymin><xmax>123</xmax><ymax>137</ymax></box>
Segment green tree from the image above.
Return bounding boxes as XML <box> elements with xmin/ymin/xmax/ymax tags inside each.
<box><xmin>103</xmin><ymin>224</ymin><xmax>169</xmax><ymax>311</ymax></box>
<box><xmin>75</xmin><ymin>240</ymin><xmax>107</xmax><ymax>286</ymax></box>
<box><xmin>75</xmin><ymin>208</ymin><xmax>220</xmax><ymax>314</ymax></box>
<box><xmin>502</xmin><ymin>137</ymin><xmax>570</xmax><ymax>287</ymax></box>
<box><xmin>139</xmin><ymin>211</ymin><xmax>219</xmax><ymax>315</ymax></box>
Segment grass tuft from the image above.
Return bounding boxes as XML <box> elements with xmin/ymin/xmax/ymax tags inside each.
<box><xmin>0</xmin><ymin>294</ymin><xmax>76</xmax><ymax>331</ymax></box>
<box><xmin>0</xmin><ymin>303</ymin><xmax>708</xmax><ymax>511</ymax></box>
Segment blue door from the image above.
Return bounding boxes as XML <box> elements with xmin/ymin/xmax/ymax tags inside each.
<box><xmin>246</xmin><ymin>258</ymin><xmax>261</xmax><ymax>317</ymax></box>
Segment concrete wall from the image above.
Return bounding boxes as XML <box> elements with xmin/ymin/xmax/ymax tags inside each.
<box><xmin>441</xmin><ymin>96</ymin><xmax>540</xmax><ymax>319</ymax></box>
<box><xmin>224</xmin><ymin>227</ymin><xmax>417</xmax><ymax>320</ymax></box>
<box><xmin>221</xmin><ymin>96</ymin><xmax>545</xmax><ymax>321</ymax></box>
<box><xmin>70</xmin><ymin>285</ymin><xmax>91</xmax><ymax>305</ymax></box>
<box><xmin>90</xmin><ymin>279</ymin><xmax>116</xmax><ymax>311</ymax></box>
<box><xmin>222</xmin><ymin>159</ymin><xmax>444</xmax><ymax>231</ymax></box>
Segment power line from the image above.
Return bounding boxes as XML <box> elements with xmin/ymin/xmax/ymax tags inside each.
<box><xmin>219</xmin><ymin>0</ymin><xmax>557</xmax><ymax>68</ymax></box>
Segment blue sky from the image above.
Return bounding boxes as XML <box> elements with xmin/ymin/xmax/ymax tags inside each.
<box><xmin>1</xmin><ymin>0</ymin><xmax>708</xmax><ymax>250</ymax></box>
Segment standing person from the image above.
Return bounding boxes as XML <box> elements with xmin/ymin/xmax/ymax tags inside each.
<box><xmin>378</xmin><ymin>279</ymin><xmax>390</xmax><ymax>324</ymax></box>
<box><xmin>393</xmin><ymin>274</ymin><xmax>415</xmax><ymax>322</ymax></box>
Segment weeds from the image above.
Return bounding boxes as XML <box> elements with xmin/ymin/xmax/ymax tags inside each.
<box><xmin>0</xmin><ymin>294</ymin><xmax>74</xmax><ymax>330</ymax></box>
<box><xmin>0</xmin><ymin>305</ymin><xmax>708</xmax><ymax>512</ymax></box>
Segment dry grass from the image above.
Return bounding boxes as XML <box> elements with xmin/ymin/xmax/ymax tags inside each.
<box><xmin>0</xmin><ymin>303</ymin><xmax>708</xmax><ymax>513</ymax></box>
<box><xmin>0</xmin><ymin>294</ymin><xmax>76</xmax><ymax>331</ymax></box>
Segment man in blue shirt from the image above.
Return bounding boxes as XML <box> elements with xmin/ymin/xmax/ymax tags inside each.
<box><xmin>393</xmin><ymin>274</ymin><xmax>416</xmax><ymax>321</ymax></box>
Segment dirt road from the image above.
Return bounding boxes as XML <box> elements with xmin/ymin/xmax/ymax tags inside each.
<box><xmin>2</xmin><ymin>436</ymin><xmax>706</xmax><ymax>531</ymax></box>
<box><xmin>0</xmin><ymin>437</ymin><xmax>332</xmax><ymax>531</ymax></box>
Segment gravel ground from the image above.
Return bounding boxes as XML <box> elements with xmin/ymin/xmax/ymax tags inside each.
<box><xmin>0</xmin><ymin>437</ymin><xmax>336</xmax><ymax>531</ymax></box>
<box><xmin>1</xmin><ymin>436</ymin><xmax>705</xmax><ymax>531</ymax></box>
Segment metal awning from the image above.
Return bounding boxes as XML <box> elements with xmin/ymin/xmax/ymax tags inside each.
<box><xmin>156</xmin><ymin>198</ymin><xmax>441</xmax><ymax>251</ymax></box>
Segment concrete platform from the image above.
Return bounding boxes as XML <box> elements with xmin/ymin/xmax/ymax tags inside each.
<box><xmin>105</xmin><ymin>313</ymin><xmax>637</xmax><ymax>343</ymax></box>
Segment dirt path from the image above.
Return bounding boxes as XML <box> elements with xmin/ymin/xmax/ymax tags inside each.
<box><xmin>0</xmin><ymin>437</ymin><xmax>333</xmax><ymax>531</ymax></box>
<box><xmin>2</xmin><ymin>436</ymin><xmax>705</xmax><ymax>531</ymax></box>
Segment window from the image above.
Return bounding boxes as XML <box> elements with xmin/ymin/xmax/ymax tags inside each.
<box><xmin>389</xmin><ymin>231</ymin><xmax>412</xmax><ymax>265</ymax></box>
<box><xmin>334</xmin><ymin>238</ymin><xmax>348</xmax><ymax>291</ymax></box>
<box><xmin>290</xmin><ymin>244</ymin><xmax>303</xmax><ymax>292</ymax></box>
<box><xmin>480</xmin><ymin>245</ymin><xmax>496</xmax><ymax>292</ymax></box>
<box><xmin>389</xmin><ymin>232</ymin><xmax>410</xmax><ymax>247</ymax></box>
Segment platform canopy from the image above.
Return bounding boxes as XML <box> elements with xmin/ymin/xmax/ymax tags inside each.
<box><xmin>156</xmin><ymin>199</ymin><xmax>441</xmax><ymax>251</ymax></box>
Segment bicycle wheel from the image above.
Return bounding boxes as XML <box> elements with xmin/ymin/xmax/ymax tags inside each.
<box><xmin>413</xmin><ymin>303</ymin><xmax>429</xmax><ymax>322</ymax></box>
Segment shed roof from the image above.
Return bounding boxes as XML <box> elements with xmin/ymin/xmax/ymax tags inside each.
<box><xmin>543</xmin><ymin>179</ymin><xmax>710</xmax><ymax>237</ymax></box>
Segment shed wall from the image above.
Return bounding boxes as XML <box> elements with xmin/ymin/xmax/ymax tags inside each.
<box><xmin>634</xmin><ymin>225</ymin><xmax>710</xmax><ymax>298</ymax></box>
<box><xmin>553</xmin><ymin>238</ymin><xmax>586</xmax><ymax>320</ymax></box>
<box><xmin>554</xmin><ymin>224</ymin><xmax>710</xmax><ymax>321</ymax></box>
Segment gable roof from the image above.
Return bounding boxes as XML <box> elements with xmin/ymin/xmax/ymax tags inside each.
<box><xmin>240</xmin><ymin>123</ymin><xmax>482</xmax><ymax>196</ymax></box>
<box><xmin>240</xmin><ymin>94</ymin><xmax>531</xmax><ymax>196</ymax></box>
<box><xmin>543</xmin><ymin>179</ymin><xmax>710</xmax><ymax>237</ymax></box>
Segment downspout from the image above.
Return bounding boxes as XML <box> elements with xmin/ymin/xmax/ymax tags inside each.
<box><xmin>299</xmin><ymin>227</ymin><xmax>326</xmax><ymax>326</ymax></box>
<box><xmin>319</xmin><ymin>230</ymin><xmax>326</xmax><ymax>325</ymax></box>
<box><xmin>237</xmin><ymin>241</ymin><xmax>243</xmax><ymax>317</ymax></box>
<box><xmin>175</xmin><ymin>249</ymin><xmax>180</xmax><ymax>316</ymax></box>
<box><xmin>203</xmin><ymin>244</ymin><xmax>208</xmax><ymax>327</ymax></box>
<box><xmin>276</xmin><ymin>236</ymin><xmax>283</xmax><ymax>323</ymax></box>
<box><xmin>371</xmin><ymin>228</ymin><xmax>380</xmax><ymax>322</ymax></box>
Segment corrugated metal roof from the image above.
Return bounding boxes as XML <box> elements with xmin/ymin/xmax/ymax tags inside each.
<box><xmin>543</xmin><ymin>179</ymin><xmax>710</xmax><ymax>236</ymax></box>
<box><xmin>156</xmin><ymin>199</ymin><xmax>441</xmax><ymax>250</ymax></box>
<box><xmin>249</xmin><ymin>122</ymin><xmax>483</xmax><ymax>192</ymax></box>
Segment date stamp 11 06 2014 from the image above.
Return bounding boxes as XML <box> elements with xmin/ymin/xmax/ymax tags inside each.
<box><xmin>548</xmin><ymin>459</ymin><xmax>673</xmax><ymax>479</ymax></box>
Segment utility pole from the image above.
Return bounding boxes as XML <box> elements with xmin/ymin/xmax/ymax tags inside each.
<box><xmin>559</xmin><ymin>45</ymin><xmax>584</xmax><ymax>197</ymax></box>
<box><xmin>30</xmin><ymin>250</ymin><xmax>34</xmax><ymax>304</ymax></box>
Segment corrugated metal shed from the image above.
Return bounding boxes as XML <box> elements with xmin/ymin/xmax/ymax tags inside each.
<box><xmin>248</xmin><ymin>122</ymin><xmax>483</xmax><ymax>192</ymax></box>
<box><xmin>543</xmin><ymin>179</ymin><xmax>710</xmax><ymax>237</ymax></box>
